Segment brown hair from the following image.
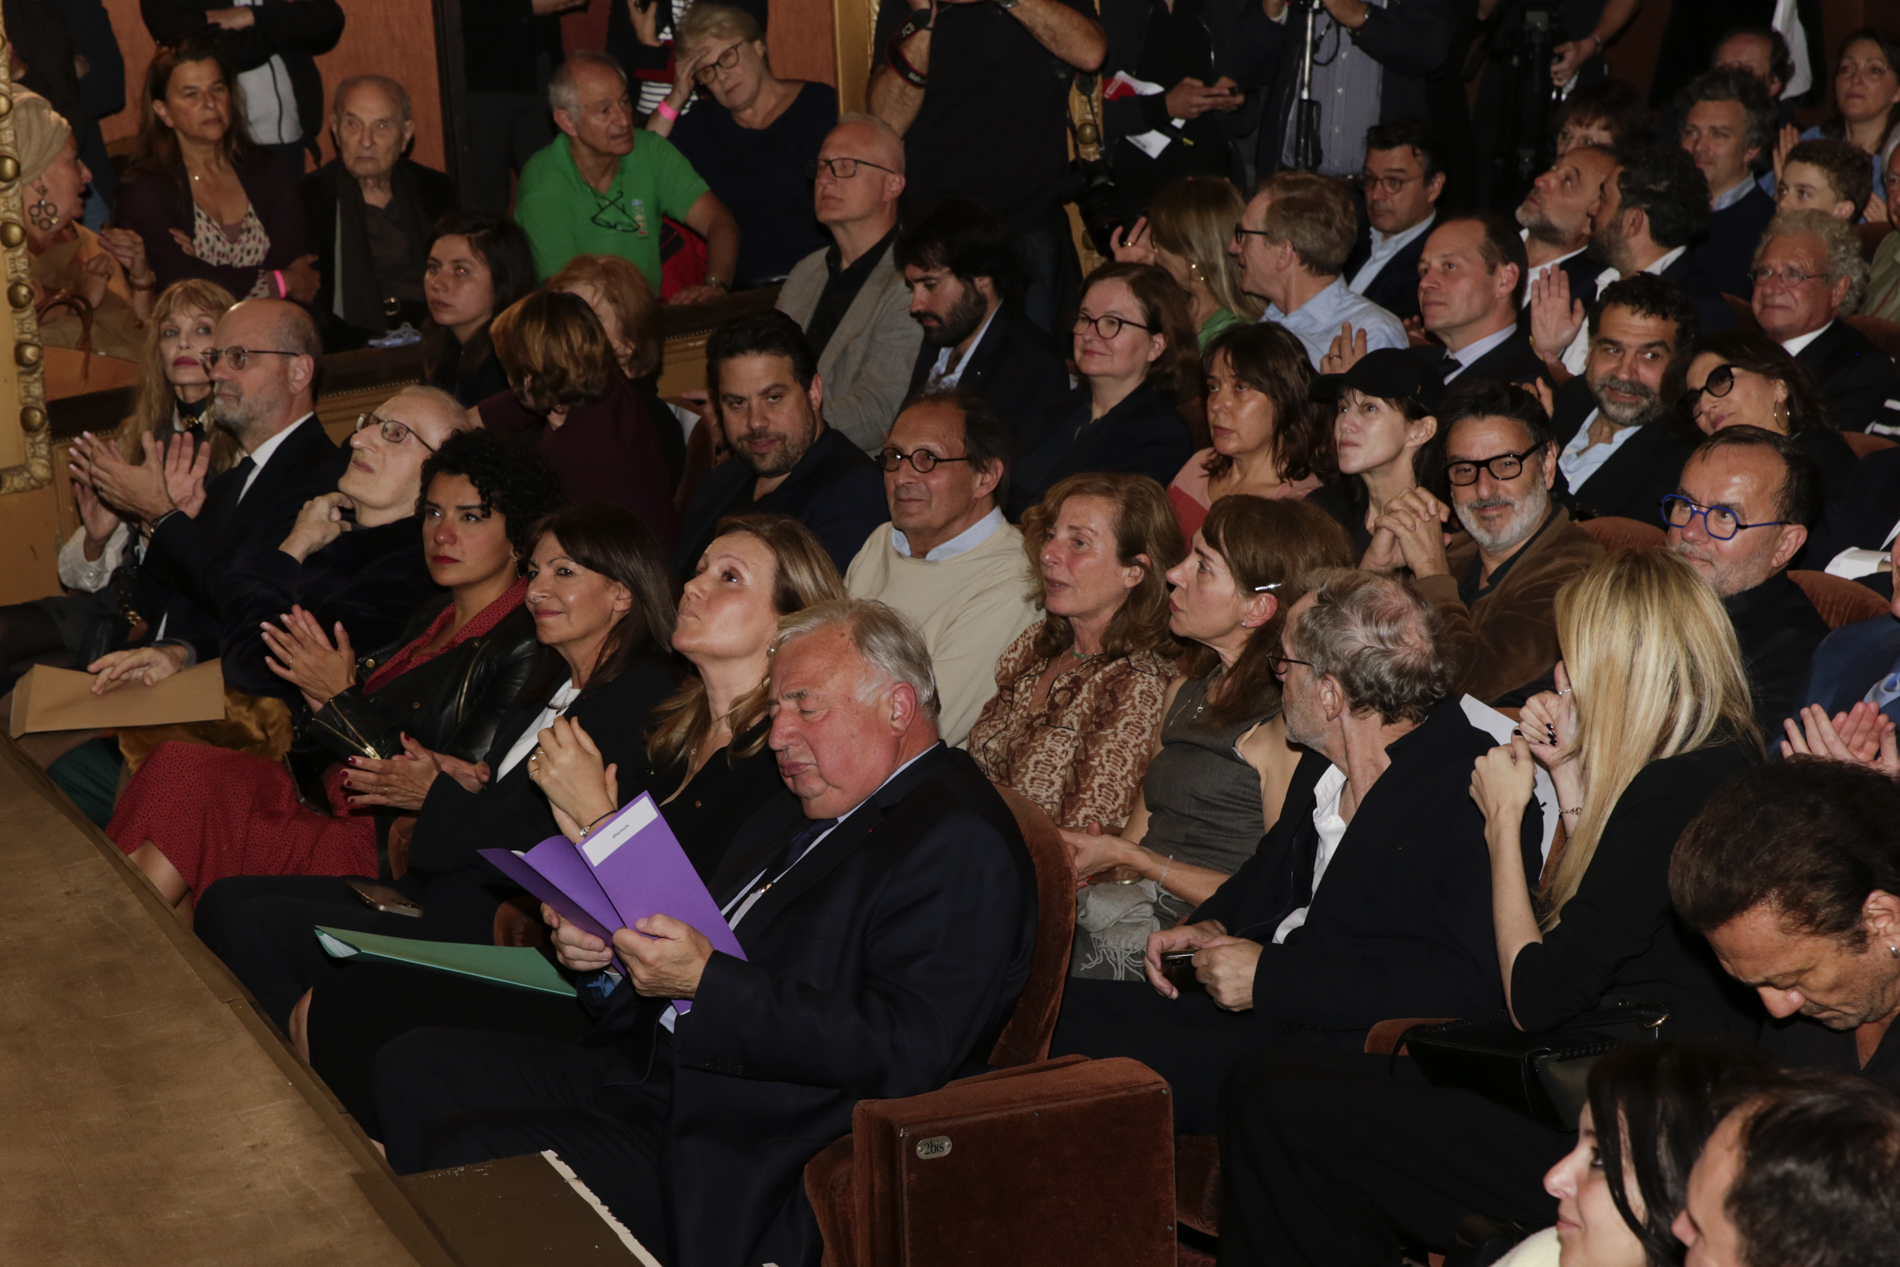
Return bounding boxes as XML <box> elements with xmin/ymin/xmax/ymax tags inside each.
<box><xmin>115</xmin><ymin>278</ymin><xmax>241</xmax><ymax>474</ymax></box>
<box><xmin>549</xmin><ymin>254</ymin><xmax>664</xmax><ymax>379</ymax></box>
<box><xmin>491</xmin><ymin>290</ymin><xmax>621</xmax><ymax>413</ymax></box>
<box><xmin>1259</xmin><ymin>171</ymin><xmax>1358</xmax><ymax>276</ymax></box>
<box><xmin>1183</xmin><ymin>496</ymin><xmax>1354</xmax><ymax>728</ymax></box>
<box><xmin>126</xmin><ymin>41</ymin><xmax>263</xmax><ymax>194</ymax></box>
<box><xmin>1021</xmin><ymin>472</ymin><xmax>1185</xmax><ymax>662</ymax></box>
<box><xmin>1079</xmin><ymin>261</ymin><xmax>1201</xmax><ymax>403</ymax></box>
<box><xmin>1783</xmin><ymin>137</ymin><xmax>1876</xmax><ymax>214</ymax></box>
<box><xmin>524</xmin><ymin>502</ymin><xmax>679</xmax><ymax>701</ymax></box>
<box><xmin>645</xmin><ymin>514</ymin><xmax>846</xmax><ymax>771</ymax></box>
<box><xmin>1147</xmin><ymin>176</ymin><xmax>1264</xmax><ymax>322</ymax></box>
<box><xmin>1199</xmin><ymin>322</ymin><xmax>1333</xmax><ymax>485</ymax></box>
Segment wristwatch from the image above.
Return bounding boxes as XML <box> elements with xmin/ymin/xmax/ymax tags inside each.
<box><xmin>995</xmin><ymin>0</ymin><xmax>1020</xmax><ymax>11</ymax></box>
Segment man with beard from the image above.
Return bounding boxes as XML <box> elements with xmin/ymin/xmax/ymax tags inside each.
<box><xmin>673</xmin><ymin>310</ymin><xmax>887</xmax><ymax>577</ymax></box>
<box><xmin>775</xmin><ymin>116</ymin><xmax>923</xmax><ymax>455</ymax></box>
<box><xmin>67</xmin><ymin>298</ymin><xmax>345</xmax><ymax>678</ymax></box>
<box><xmin>1359</xmin><ymin>378</ymin><xmax>1601</xmax><ymax>706</ymax></box>
<box><xmin>1550</xmin><ymin>275</ymin><xmax>1700</xmax><ymax>521</ymax></box>
<box><xmin>1665</xmin><ymin>426</ymin><xmax>1827</xmax><ymax>734</ymax></box>
<box><xmin>1515</xmin><ymin>144</ymin><xmax>1616</xmax><ymax>321</ymax></box>
<box><xmin>895</xmin><ymin>197</ymin><xmax>1068</xmax><ymax>446</ymax></box>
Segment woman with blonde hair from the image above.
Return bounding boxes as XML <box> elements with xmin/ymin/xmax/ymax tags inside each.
<box><xmin>1111</xmin><ymin>176</ymin><xmax>1264</xmax><ymax>347</ymax></box>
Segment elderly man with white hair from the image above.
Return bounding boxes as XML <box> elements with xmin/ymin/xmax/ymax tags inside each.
<box><xmin>375</xmin><ymin>598</ymin><xmax>1038</xmax><ymax>1267</ymax></box>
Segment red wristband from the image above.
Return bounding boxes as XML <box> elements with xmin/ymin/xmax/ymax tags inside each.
<box><xmin>273</xmin><ymin>269</ymin><xmax>287</xmax><ymax>298</ymax></box>
<box><xmin>655</xmin><ymin>99</ymin><xmax>680</xmax><ymax>122</ymax></box>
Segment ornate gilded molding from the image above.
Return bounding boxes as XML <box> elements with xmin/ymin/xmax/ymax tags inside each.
<box><xmin>0</xmin><ymin>23</ymin><xmax>50</xmax><ymax>497</ymax></box>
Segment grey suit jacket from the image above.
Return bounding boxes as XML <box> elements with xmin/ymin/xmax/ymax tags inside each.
<box><xmin>776</xmin><ymin>240</ymin><xmax>924</xmax><ymax>454</ymax></box>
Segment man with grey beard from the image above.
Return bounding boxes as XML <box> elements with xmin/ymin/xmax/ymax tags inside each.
<box><xmin>1550</xmin><ymin>275</ymin><xmax>1700</xmax><ymax>522</ymax></box>
<box><xmin>1360</xmin><ymin>378</ymin><xmax>1603</xmax><ymax>706</ymax></box>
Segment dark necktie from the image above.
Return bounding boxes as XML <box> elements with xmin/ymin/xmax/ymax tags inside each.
<box><xmin>1436</xmin><ymin>350</ymin><xmax>1460</xmax><ymax>383</ymax></box>
<box><xmin>228</xmin><ymin>455</ymin><xmax>257</xmax><ymax>503</ymax></box>
<box><xmin>766</xmin><ymin>817</ymin><xmax>838</xmax><ymax>884</ymax></box>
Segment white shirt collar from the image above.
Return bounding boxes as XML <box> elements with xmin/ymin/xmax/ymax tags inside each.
<box><xmin>238</xmin><ymin>413</ymin><xmax>315</xmax><ymax>500</ymax></box>
<box><xmin>1711</xmin><ymin>177</ymin><xmax>1758</xmax><ymax>211</ymax></box>
<box><xmin>1643</xmin><ymin>245</ymin><xmax>1687</xmax><ymax>277</ymax></box>
<box><xmin>1369</xmin><ymin>210</ymin><xmax>1436</xmax><ymax>254</ymax></box>
<box><xmin>928</xmin><ymin>307</ymin><xmax>999</xmax><ymax>389</ymax></box>
<box><xmin>1781</xmin><ymin>320</ymin><xmax>1833</xmax><ymax>358</ymax></box>
<box><xmin>1521</xmin><ymin>232</ymin><xmax>1588</xmax><ymax>307</ymax></box>
<box><xmin>888</xmin><ymin>505</ymin><xmax>1004</xmax><ymax>562</ymax></box>
<box><xmin>1449</xmin><ymin>323</ymin><xmax>1517</xmax><ymax>369</ymax></box>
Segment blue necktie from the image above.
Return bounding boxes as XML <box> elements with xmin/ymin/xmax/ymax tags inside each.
<box><xmin>766</xmin><ymin>817</ymin><xmax>838</xmax><ymax>884</ymax></box>
<box><xmin>1864</xmin><ymin>655</ymin><xmax>1900</xmax><ymax>711</ymax></box>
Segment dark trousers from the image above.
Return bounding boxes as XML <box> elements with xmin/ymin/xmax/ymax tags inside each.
<box><xmin>376</xmin><ymin>1027</ymin><xmax>675</xmax><ymax>1260</ymax></box>
<box><xmin>1215</xmin><ymin>1051</ymin><xmax>1570</xmax><ymax>1267</ymax></box>
<box><xmin>464</xmin><ymin>92</ymin><xmax>553</xmax><ymax>213</ymax></box>
<box><xmin>194</xmin><ymin>868</ymin><xmax>513</xmax><ymax>1029</ymax></box>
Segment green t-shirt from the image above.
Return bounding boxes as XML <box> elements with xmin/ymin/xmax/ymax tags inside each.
<box><xmin>514</xmin><ymin>133</ymin><xmax>710</xmax><ymax>287</ymax></box>
<box><xmin>1197</xmin><ymin>306</ymin><xmax>1245</xmax><ymax>349</ymax></box>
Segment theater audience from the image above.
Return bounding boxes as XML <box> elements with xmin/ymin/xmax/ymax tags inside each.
<box><xmin>969</xmin><ymin>472</ymin><xmax>1182</xmax><ymax>830</ymax></box>
<box><xmin>1405</xmin><ymin>214</ymin><xmax>1548</xmax><ymax>387</ymax></box>
<box><xmin>1712</xmin><ymin>25</ymin><xmax>1798</xmax><ymax>120</ymax></box>
<box><xmin>1232</xmin><ymin>171</ymin><xmax>1405</xmax><ymax>370</ymax></box>
<box><xmin>1678</xmin><ymin>68</ymin><xmax>1779</xmax><ymax>299</ymax></box>
<box><xmin>1796</xmin><ymin>538</ymin><xmax>1900</xmax><ymax>731</ymax></box>
<box><xmin>1552</xmin><ymin>275</ymin><xmax>1699</xmax><ymax>523</ymax></box>
<box><xmin>1310</xmin><ymin>348</ymin><xmax>1441</xmax><ymax>555</ymax></box>
<box><xmin>514</xmin><ymin>51</ymin><xmax>737</xmax><ymax>300</ymax></box>
<box><xmin>1168</xmin><ymin>323</ymin><xmax>1328</xmax><ymax>543</ymax></box>
<box><xmin>1776</xmin><ymin>138</ymin><xmax>1874</xmax><ymax>221</ymax></box>
<box><xmin>898</xmin><ymin>196</ymin><xmax>1068</xmax><ymax>440</ymax></box>
<box><xmin>1669</xmin><ymin>328</ymin><xmax>1858</xmax><ymax>500</ymax></box>
<box><xmin>18</xmin><ymin>90</ymin><xmax>155</xmax><ymax>360</ymax></box>
<box><xmin>1665</xmin><ymin>427</ymin><xmax>1828</xmax><ymax>735</ymax></box>
<box><xmin>106</xmin><ymin>427</ymin><xmax>555</xmax><ymax>913</ymax></box>
<box><xmin>301</xmin><ymin>75</ymin><xmax>457</xmax><ymax>350</ymax></box>
<box><xmin>1550</xmin><ymin>76</ymin><xmax>1652</xmax><ymax>155</ymax></box>
<box><xmin>1009</xmin><ymin>262</ymin><xmax>1197</xmax><ymax>517</ymax></box>
<box><xmin>1515</xmin><ymin>144</ymin><xmax>1617</xmax><ymax>313</ymax></box>
<box><xmin>476</xmin><ymin>290</ymin><xmax>679</xmax><ymax>551</ymax></box>
<box><xmin>1343</xmin><ymin>119</ymin><xmax>1444</xmax><ymax>327</ymax></box>
<box><xmin>1051</xmin><ymin>569</ymin><xmax>1536</xmax><ymax>1133</ymax></box>
<box><xmin>194</xmin><ymin>501</ymin><xmax>680</xmax><ymax>1028</ymax></box>
<box><xmin>1364</xmin><ymin>379</ymin><xmax>1603</xmax><ymax>706</ymax></box>
<box><xmin>843</xmin><ymin>392</ymin><xmax>1037</xmax><ymax>747</ymax></box>
<box><xmin>1111</xmin><ymin>176</ymin><xmax>1264</xmax><ymax>349</ymax></box>
<box><xmin>674</xmin><ymin>310</ymin><xmax>885</xmax><ymax>575</ymax></box>
<box><xmin>775</xmin><ymin>115</ymin><xmax>920</xmax><ymax>455</ymax></box>
<box><xmin>1064</xmin><ymin>497</ymin><xmax>1349</xmax><ymax>981</ymax></box>
<box><xmin>1749</xmin><ymin>210</ymin><xmax>1896</xmax><ymax>435</ymax></box>
<box><xmin>648</xmin><ymin>3</ymin><xmax>835</xmax><ymax>286</ymax></box>
<box><xmin>419</xmin><ymin>212</ymin><xmax>537</xmax><ymax>408</ymax></box>
<box><xmin>546</xmin><ymin>254</ymin><xmax>682</xmax><ymax>486</ymax></box>
<box><xmin>1805</xmin><ymin>29</ymin><xmax>1900</xmax><ymax>187</ymax></box>
<box><xmin>377</xmin><ymin>600</ymin><xmax>1037</xmax><ymax>1267</ymax></box>
<box><xmin>117</xmin><ymin>42</ymin><xmax>317</xmax><ymax>302</ymax></box>
<box><xmin>1215</xmin><ymin>547</ymin><xmax>1763</xmax><ymax>1266</ymax></box>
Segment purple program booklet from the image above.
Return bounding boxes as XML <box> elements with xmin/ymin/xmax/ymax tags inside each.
<box><xmin>479</xmin><ymin>794</ymin><xmax>743</xmax><ymax>1010</ymax></box>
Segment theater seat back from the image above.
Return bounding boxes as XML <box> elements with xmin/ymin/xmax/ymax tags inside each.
<box><xmin>1790</xmin><ymin>570</ymin><xmax>1892</xmax><ymax>630</ymax></box>
<box><xmin>988</xmin><ymin>784</ymin><xmax>1077</xmax><ymax>1068</ymax></box>
<box><xmin>1577</xmin><ymin>516</ymin><xmax>1665</xmax><ymax>552</ymax></box>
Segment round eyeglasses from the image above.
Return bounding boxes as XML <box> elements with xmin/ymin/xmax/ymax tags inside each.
<box><xmin>1074</xmin><ymin>312</ymin><xmax>1151</xmax><ymax>340</ymax></box>
<box><xmin>1677</xmin><ymin>364</ymin><xmax>1736</xmax><ymax>422</ymax></box>
<box><xmin>879</xmin><ymin>446</ymin><xmax>972</xmax><ymax>474</ymax></box>
<box><xmin>694</xmin><ymin>43</ymin><xmax>743</xmax><ymax>83</ymax></box>
<box><xmin>355</xmin><ymin>413</ymin><xmax>438</xmax><ymax>452</ymax></box>
<box><xmin>1659</xmin><ymin>493</ymin><xmax>1785</xmax><ymax>541</ymax></box>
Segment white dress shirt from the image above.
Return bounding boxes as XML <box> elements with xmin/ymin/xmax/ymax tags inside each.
<box><xmin>238</xmin><ymin>414</ymin><xmax>316</xmax><ymax>501</ymax></box>
<box><xmin>926</xmin><ymin>309</ymin><xmax>997</xmax><ymax>390</ymax></box>
<box><xmin>1781</xmin><ymin>320</ymin><xmax>1832</xmax><ymax>359</ymax></box>
<box><xmin>1348</xmin><ymin>212</ymin><xmax>1436</xmax><ymax>296</ymax></box>
<box><xmin>1274</xmin><ymin>763</ymin><xmax>1350</xmax><ymax>944</ymax></box>
<box><xmin>1556</xmin><ymin>408</ymin><xmax>1641</xmax><ymax>490</ymax></box>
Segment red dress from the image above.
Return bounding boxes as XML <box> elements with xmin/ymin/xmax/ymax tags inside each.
<box><xmin>107</xmin><ymin>582</ymin><xmax>527</xmax><ymax>895</ymax></box>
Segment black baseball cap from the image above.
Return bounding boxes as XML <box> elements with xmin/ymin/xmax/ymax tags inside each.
<box><xmin>1311</xmin><ymin>348</ymin><xmax>1445</xmax><ymax>414</ymax></box>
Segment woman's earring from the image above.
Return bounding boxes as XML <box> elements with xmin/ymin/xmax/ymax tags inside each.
<box><xmin>27</xmin><ymin>191</ymin><xmax>58</xmax><ymax>231</ymax></box>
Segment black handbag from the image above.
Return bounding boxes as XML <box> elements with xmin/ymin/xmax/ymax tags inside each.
<box><xmin>1403</xmin><ymin>1000</ymin><xmax>1670</xmax><ymax>1132</ymax></box>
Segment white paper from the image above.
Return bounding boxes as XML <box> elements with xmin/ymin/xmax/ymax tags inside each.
<box><xmin>316</xmin><ymin>931</ymin><xmax>359</xmax><ymax>959</ymax></box>
<box><xmin>581</xmin><ymin>796</ymin><xmax>660</xmax><ymax>866</ymax></box>
<box><xmin>1461</xmin><ymin>695</ymin><xmax>1561</xmax><ymax>864</ymax></box>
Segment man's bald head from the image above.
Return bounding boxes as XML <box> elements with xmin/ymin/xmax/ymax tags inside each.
<box><xmin>208</xmin><ymin>299</ymin><xmax>323</xmax><ymax>448</ymax></box>
<box><xmin>813</xmin><ymin>114</ymin><xmax>905</xmax><ymax>232</ymax></box>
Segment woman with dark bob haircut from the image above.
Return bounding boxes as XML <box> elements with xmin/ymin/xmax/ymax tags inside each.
<box><xmin>1664</xmin><ymin>328</ymin><xmax>1856</xmax><ymax>501</ymax></box>
<box><xmin>419</xmin><ymin>211</ymin><xmax>539</xmax><ymax>408</ymax></box>
<box><xmin>478</xmin><ymin>289</ymin><xmax>681</xmax><ymax>552</ymax></box>
<box><xmin>193</xmin><ymin>501</ymin><xmax>683</xmax><ymax>1038</ymax></box>
<box><xmin>1167</xmin><ymin>321</ymin><xmax>1332</xmax><ymax>545</ymax></box>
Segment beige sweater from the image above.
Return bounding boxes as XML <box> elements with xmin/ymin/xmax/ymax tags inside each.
<box><xmin>845</xmin><ymin>520</ymin><xmax>1041</xmax><ymax>747</ymax></box>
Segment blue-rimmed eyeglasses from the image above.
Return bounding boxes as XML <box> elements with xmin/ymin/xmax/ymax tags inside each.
<box><xmin>1659</xmin><ymin>493</ymin><xmax>1785</xmax><ymax>540</ymax></box>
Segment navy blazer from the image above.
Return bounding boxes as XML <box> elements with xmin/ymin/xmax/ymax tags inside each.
<box><xmin>1658</xmin><ymin>251</ymin><xmax>1738</xmax><ymax>342</ymax></box>
<box><xmin>1549</xmin><ymin>377</ymin><xmax>1695</xmax><ymax>524</ymax></box>
<box><xmin>904</xmin><ymin>304</ymin><xmax>1071</xmax><ymax>444</ymax></box>
<box><xmin>1344</xmin><ymin>214</ymin><xmax>1434</xmax><ymax>326</ymax></box>
<box><xmin>1805</xmin><ymin>446</ymin><xmax>1900</xmax><ymax>573</ymax></box>
<box><xmin>674</xmin><ymin>424</ymin><xmax>886</xmax><ymax>577</ymax></box>
<box><xmin>1794</xmin><ymin>320</ymin><xmax>1899</xmax><ymax>434</ymax></box>
<box><xmin>587</xmin><ymin>743</ymin><xmax>1037</xmax><ymax>1267</ymax></box>
<box><xmin>1009</xmin><ymin>383</ymin><xmax>1196</xmax><ymax>518</ymax></box>
<box><xmin>1797</xmin><ymin>614</ymin><xmax>1900</xmax><ymax>728</ymax></box>
<box><xmin>1192</xmin><ymin>700</ymin><xmax>1542</xmax><ymax>1037</ymax></box>
<box><xmin>1690</xmin><ymin>185</ymin><xmax>1776</xmax><ymax>301</ymax></box>
<box><xmin>1429</xmin><ymin>329</ymin><xmax>1553</xmax><ymax>390</ymax></box>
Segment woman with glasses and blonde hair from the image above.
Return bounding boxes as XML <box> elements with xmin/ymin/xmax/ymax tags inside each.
<box><xmin>1664</xmin><ymin>328</ymin><xmax>1856</xmax><ymax>501</ymax></box>
<box><xmin>1111</xmin><ymin>176</ymin><xmax>1264</xmax><ymax>348</ymax></box>
<box><xmin>642</xmin><ymin>2</ymin><xmax>836</xmax><ymax>286</ymax></box>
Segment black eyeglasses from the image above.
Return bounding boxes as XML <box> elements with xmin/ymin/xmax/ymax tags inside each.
<box><xmin>1446</xmin><ymin>446</ymin><xmax>1542</xmax><ymax>487</ymax></box>
<box><xmin>879</xmin><ymin>446</ymin><xmax>972</xmax><ymax>474</ymax></box>
<box><xmin>203</xmin><ymin>346</ymin><xmax>299</xmax><ymax>370</ymax></box>
<box><xmin>806</xmin><ymin>156</ymin><xmax>899</xmax><ymax>180</ymax></box>
<box><xmin>1659</xmin><ymin>494</ymin><xmax>1785</xmax><ymax>541</ymax></box>
<box><xmin>1266</xmin><ymin>653</ymin><xmax>1312</xmax><ymax>676</ymax></box>
<box><xmin>589</xmin><ymin>192</ymin><xmax>645</xmax><ymax>235</ymax></box>
<box><xmin>693</xmin><ymin>43</ymin><xmax>743</xmax><ymax>83</ymax></box>
<box><xmin>1677</xmin><ymin>364</ymin><xmax>1737</xmax><ymax>422</ymax></box>
<box><xmin>1074</xmin><ymin>312</ymin><xmax>1151</xmax><ymax>339</ymax></box>
<box><xmin>1231</xmin><ymin>223</ymin><xmax>1273</xmax><ymax>244</ymax></box>
<box><xmin>356</xmin><ymin>413</ymin><xmax>437</xmax><ymax>452</ymax></box>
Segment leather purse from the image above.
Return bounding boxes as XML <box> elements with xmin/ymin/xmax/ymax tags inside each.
<box><xmin>1402</xmin><ymin>1000</ymin><xmax>1670</xmax><ymax>1132</ymax></box>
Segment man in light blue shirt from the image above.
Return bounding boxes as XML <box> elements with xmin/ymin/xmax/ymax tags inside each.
<box><xmin>1232</xmin><ymin>170</ymin><xmax>1407</xmax><ymax>369</ymax></box>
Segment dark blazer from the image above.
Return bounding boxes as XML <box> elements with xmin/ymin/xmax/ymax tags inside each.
<box><xmin>1793</xmin><ymin>320</ymin><xmax>1898</xmax><ymax>434</ymax></box>
<box><xmin>645</xmin><ymin>725</ymin><xmax>800</xmax><ymax>883</ymax></box>
<box><xmin>118</xmin><ymin>157</ymin><xmax>313</xmax><ymax>294</ymax></box>
<box><xmin>1805</xmin><ymin>447</ymin><xmax>1900</xmax><ymax>572</ymax></box>
<box><xmin>1192</xmin><ymin>700</ymin><xmax>1542</xmax><ymax>1037</ymax></box>
<box><xmin>1009</xmin><ymin>383</ymin><xmax>1196</xmax><ymax>519</ymax></box>
<box><xmin>1797</xmin><ymin>614</ymin><xmax>1900</xmax><ymax>731</ymax></box>
<box><xmin>301</xmin><ymin>158</ymin><xmax>457</xmax><ymax>345</ymax></box>
<box><xmin>1550</xmin><ymin>377</ymin><xmax>1695</xmax><ymax>524</ymax></box>
<box><xmin>1658</xmin><ymin>251</ymin><xmax>1738</xmax><ymax>342</ymax></box>
<box><xmin>674</xmin><ymin>424</ymin><xmax>886</xmax><ymax>577</ymax></box>
<box><xmin>1725</xmin><ymin>571</ymin><xmax>1830</xmax><ymax>736</ymax></box>
<box><xmin>586</xmin><ymin>743</ymin><xmax>1037</xmax><ymax>1267</ymax></box>
<box><xmin>1345</xmin><ymin>215</ymin><xmax>1434</xmax><ymax>326</ymax></box>
<box><xmin>218</xmin><ymin>515</ymin><xmax>438</xmax><ymax>700</ymax></box>
<box><xmin>1690</xmin><ymin>185</ymin><xmax>1776</xmax><ymax>301</ymax></box>
<box><xmin>904</xmin><ymin>304</ymin><xmax>1071</xmax><ymax>443</ymax></box>
<box><xmin>1429</xmin><ymin>329</ymin><xmax>1553</xmax><ymax>390</ymax></box>
<box><xmin>1511</xmin><ymin>743</ymin><xmax>1762</xmax><ymax>1039</ymax></box>
<box><xmin>138</xmin><ymin>0</ymin><xmax>344</xmax><ymax>159</ymax></box>
<box><xmin>1793</xmin><ymin>425</ymin><xmax>1859</xmax><ymax>505</ymax></box>
<box><xmin>137</xmin><ymin>415</ymin><xmax>345</xmax><ymax>662</ymax></box>
<box><xmin>405</xmin><ymin>653</ymin><xmax>676</xmax><ymax>877</ymax></box>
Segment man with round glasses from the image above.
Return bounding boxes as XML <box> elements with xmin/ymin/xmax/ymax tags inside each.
<box><xmin>843</xmin><ymin>390</ymin><xmax>1037</xmax><ymax>745</ymax></box>
<box><xmin>1665</xmin><ymin>426</ymin><xmax>1827</xmax><ymax>734</ymax></box>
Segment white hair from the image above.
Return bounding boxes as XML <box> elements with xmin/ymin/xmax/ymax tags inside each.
<box><xmin>772</xmin><ymin>599</ymin><xmax>940</xmax><ymax>722</ymax></box>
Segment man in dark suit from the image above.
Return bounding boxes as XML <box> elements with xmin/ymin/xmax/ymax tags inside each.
<box><xmin>66</xmin><ymin>298</ymin><xmax>346</xmax><ymax>679</ymax></box>
<box><xmin>1679</xmin><ymin>67</ymin><xmax>1779</xmax><ymax>299</ymax></box>
<box><xmin>1343</xmin><ymin>117</ymin><xmax>1445</xmax><ymax>326</ymax></box>
<box><xmin>1752</xmin><ymin>209</ymin><xmax>1898</xmax><ymax>433</ymax></box>
<box><xmin>1794</xmin><ymin>581</ymin><xmax>1900</xmax><ymax>737</ymax></box>
<box><xmin>1515</xmin><ymin>144</ymin><xmax>1613</xmax><ymax>330</ymax></box>
<box><xmin>1048</xmin><ymin>568</ymin><xmax>1541</xmax><ymax>1133</ymax></box>
<box><xmin>375</xmin><ymin>600</ymin><xmax>1038</xmax><ymax>1267</ymax></box>
<box><xmin>674</xmin><ymin>311</ymin><xmax>887</xmax><ymax>577</ymax></box>
<box><xmin>1412</xmin><ymin>214</ymin><xmax>1549</xmax><ymax>389</ymax></box>
<box><xmin>301</xmin><ymin>75</ymin><xmax>457</xmax><ymax>351</ymax></box>
<box><xmin>1803</xmin><ymin>447</ymin><xmax>1900</xmax><ymax>589</ymax></box>
<box><xmin>895</xmin><ymin>197</ymin><xmax>1069</xmax><ymax>444</ymax></box>
<box><xmin>1552</xmin><ymin>274</ymin><xmax>1699</xmax><ymax>522</ymax></box>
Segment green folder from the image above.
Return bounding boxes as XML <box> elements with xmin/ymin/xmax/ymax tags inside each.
<box><xmin>315</xmin><ymin>926</ymin><xmax>578</xmax><ymax>997</ymax></box>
